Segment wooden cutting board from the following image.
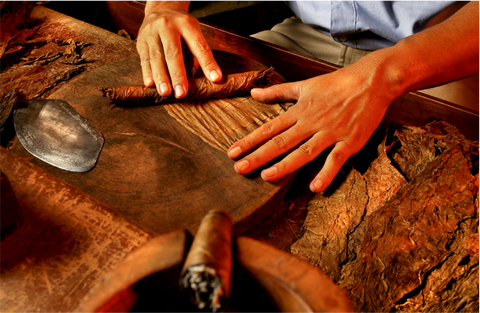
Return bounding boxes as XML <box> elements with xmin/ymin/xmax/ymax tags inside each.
<box><xmin>10</xmin><ymin>50</ymin><xmax>294</xmax><ymax>235</ymax></box>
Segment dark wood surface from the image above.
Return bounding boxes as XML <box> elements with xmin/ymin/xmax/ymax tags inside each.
<box><xmin>7</xmin><ymin>5</ymin><xmax>296</xmax><ymax>237</ymax></box>
<box><xmin>1</xmin><ymin>5</ymin><xmax>302</xmax><ymax>312</ymax></box>
<box><xmin>0</xmin><ymin>146</ymin><xmax>155</xmax><ymax>312</ymax></box>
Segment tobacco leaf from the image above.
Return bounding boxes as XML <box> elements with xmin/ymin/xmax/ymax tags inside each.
<box><xmin>100</xmin><ymin>68</ymin><xmax>287</xmax><ymax>153</ymax></box>
<box><xmin>290</xmin><ymin>136</ymin><xmax>406</xmax><ymax>282</ymax></box>
<box><xmin>391</xmin><ymin>121</ymin><xmax>479</xmax><ymax>182</ymax></box>
<box><xmin>0</xmin><ymin>2</ymin><xmax>37</xmax><ymax>56</ymax></box>
<box><xmin>392</xmin><ymin>173</ymin><xmax>479</xmax><ymax>313</ymax></box>
<box><xmin>291</xmin><ymin>121</ymin><xmax>478</xmax><ymax>312</ymax></box>
<box><xmin>163</xmin><ymin>96</ymin><xmax>286</xmax><ymax>152</ymax></box>
<box><xmin>391</xmin><ymin>125</ymin><xmax>437</xmax><ymax>181</ymax></box>
<box><xmin>1</xmin><ymin>2</ymin><xmax>91</xmax><ymax>114</ymax></box>
<box><xmin>1</xmin><ymin>36</ymin><xmax>89</xmax><ymax>104</ymax></box>
<box><xmin>290</xmin><ymin>165</ymin><xmax>368</xmax><ymax>282</ymax></box>
<box><xmin>0</xmin><ymin>90</ymin><xmax>16</xmax><ymax>130</ymax></box>
<box><xmin>423</xmin><ymin>121</ymin><xmax>479</xmax><ymax>174</ymax></box>
<box><xmin>341</xmin><ymin>145</ymin><xmax>477</xmax><ymax>312</ymax></box>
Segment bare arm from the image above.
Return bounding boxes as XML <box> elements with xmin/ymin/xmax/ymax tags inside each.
<box><xmin>136</xmin><ymin>1</ymin><xmax>223</xmax><ymax>99</ymax></box>
<box><xmin>228</xmin><ymin>1</ymin><xmax>479</xmax><ymax>193</ymax></box>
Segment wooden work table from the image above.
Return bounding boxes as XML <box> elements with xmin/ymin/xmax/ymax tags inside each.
<box><xmin>1</xmin><ymin>3</ymin><xmax>478</xmax><ymax>312</ymax></box>
<box><xmin>0</xmin><ymin>4</ymin><xmax>315</xmax><ymax>311</ymax></box>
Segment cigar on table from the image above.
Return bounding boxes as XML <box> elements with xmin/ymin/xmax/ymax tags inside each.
<box><xmin>179</xmin><ymin>209</ymin><xmax>233</xmax><ymax>312</ymax></box>
<box><xmin>97</xmin><ymin>67</ymin><xmax>278</xmax><ymax>106</ymax></box>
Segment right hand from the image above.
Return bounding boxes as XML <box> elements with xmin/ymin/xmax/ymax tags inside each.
<box><xmin>136</xmin><ymin>1</ymin><xmax>223</xmax><ymax>98</ymax></box>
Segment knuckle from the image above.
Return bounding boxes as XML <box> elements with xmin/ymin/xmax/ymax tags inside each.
<box><xmin>140</xmin><ymin>57</ymin><xmax>152</xmax><ymax>65</ymax></box>
<box><xmin>299</xmin><ymin>143</ymin><xmax>314</xmax><ymax>157</ymax></box>
<box><xmin>191</xmin><ymin>40</ymin><xmax>210</xmax><ymax>54</ymax></box>
<box><xmin>250</xmin><ymin>154</ymin><xmax>261</xmax><ymax>164</ymax></box>
<box><xmin>260</xmin><ymin>123</ymin><xmax>274</xmax><ymax>136</ymax></box>
<box><xmin>182</xmin><ymin>14</ymin><xmax>200</xmax><ymax>29</ymax></box>
<box><xmin>271</xmin><ymin>135</ymin><xmax>287</xmax><ymax>149</ymax></box>
<box><xmin>329</xmin><ymin>148</ymin><xmax>348</xmax><ymax>165</ymax></box>
<box><xmin>156</xmin><ymin>16</ymin><xmax>171</xmax><ymax>28</ymax></box>
<box><xmin>149</xmin><ymin>48</ymin><xmax>165</xmax><ymax>60</ymax></box>
<box><xmin>164</xmin><ymin>45</ymin><xmax>181</xmax><ymax>59</ymax></box>
<box><xmin>241</xmin><ymin>136</ymin><xmax>254</xmax><ymax>150</ymax></box>
<box><xmin>153</xmin><ymin>71</ymin><xmax>164</xmax><ymax>81</ymax></box>
<box><xmin>136</xmin><ymin>40</ymin><xmax>145</xmax><ymax>50</ymax></box>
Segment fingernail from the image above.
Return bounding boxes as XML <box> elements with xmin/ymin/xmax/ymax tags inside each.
<box><xmin>236</xmin><ymin>160</ymin><xmax>250</xmax><ymax>172</ymax></box>
<box><xmin>312</xmin><ymin>179</ymin><xmax>324</xmax><ymax>192</ymax></box>
<box><xmin>160</xmin><ymin>83</ymin><xmax>168</xmax><ymax>95</ymax></box>
<box><xmin>262</xmin><ymin>167</ymin><xmax>277</xmax><ymax>178</ymax></box>
<box><xmin>228</xmin><ymin>146</ymin><xmax>242</xmax><ymax>159</ymax></box>
<box><xmin>209</xmin><ymin>70</ymin><xmax>220</xmax><ymax>81</ymax></box>
<box><xmin>175</xmin><ymin>85</ymin><xmax>185</xmax><ymax>98</ymax></box>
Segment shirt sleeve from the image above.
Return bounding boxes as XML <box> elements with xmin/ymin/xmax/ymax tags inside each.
<box><xmin>289</xmin><ymin>1</ymin><xmax>463</xmax><ymax>51</ymax></box>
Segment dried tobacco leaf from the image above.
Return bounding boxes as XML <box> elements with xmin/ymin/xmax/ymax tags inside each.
<box><xmin>423</xmin><ymin>121</ymin><xmax>479</xmax><ymax>174</ymax></box>
<box><xmin>290</xmin><ymin>166</ymin><xmax>368</xmax><ymax>282</ymax></box>
<box><xmin>0</xmin><ymin>89</ymin><xmax>16</xmax><ymax>130</ymax></box>
<box><xmin>291</xmin><ymin>121</ymin><xmax>478</xmax><ymax>313</ymax></box>
<box><xmin>290</xmin><ymin>138</ymin><xmax>407</xmax><ymax>282</ymax></box>
<box><xmin>391</xmin><ymin>121</ymin><xmax>479</xmax><ymax>182</ymax></box>
<box><xmin>1</xmin><ymin>40</ymin><xmax>88</xmax><ymax>103</ymax></box>
<box><xmin>391</xmin><ymin>125</ymin><xmax>437</xmax><ymax>181</ymax></box>
<box><xmin>0</xmin><ymin>2</ymin><xmax>36</xmax><ymax>57</ymax></box>
<box><xmin>163</xmin><ymin>97</ymin><xmax>286</xmax><ymax>153</ymax></box>
<box><xmin>343</xmin><ymin>145</ymin><xmax>477</xmax><ymax>312</ymax></box>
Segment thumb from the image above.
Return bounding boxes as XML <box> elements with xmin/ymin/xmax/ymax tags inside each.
<box><xmin>251</xmin><ymin>82</ymin><xmax>300</xmax><ymax>103</ymax></box>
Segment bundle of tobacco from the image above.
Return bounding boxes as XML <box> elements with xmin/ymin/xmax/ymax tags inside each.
<box><xmin>179</xmin><ymin>209</ymin><xmax>233</xmax><ymax>312</ymax></box>
<box><xmin>290</xmin><ymin>121</ymin><xmax>479</xmax><ymax>312</ymax></box>
<box><xmin>97</xmin><ymin>67</ymin><xmax>279</xmax><ymax>106</ymax></box>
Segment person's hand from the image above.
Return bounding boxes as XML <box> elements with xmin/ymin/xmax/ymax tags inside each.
<box><xmin>136</xmin><ymin>1</ymin><xmax>223</xmax><ymax>98</ymax></box>
<box><xmin>227</xmin><ymin>53</ymin><xmax>399</xmax><ymax>193</ymax></box>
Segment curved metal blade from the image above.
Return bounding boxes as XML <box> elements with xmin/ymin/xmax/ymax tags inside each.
<box><xmin>13</xmin><ymin>99</ymin><xmax>104</xmax><ymax>172</ymax></box>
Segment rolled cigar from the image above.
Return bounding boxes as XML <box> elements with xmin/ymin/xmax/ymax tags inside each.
<box><xmin>97</xmin><ymin>67</ymin><xmax>278</xmax><ymax>105</ymax></box>
<box><xmin>179</xmin><ymin>209</ymin><xmax>233</xmax><ymax>312</ymax></box>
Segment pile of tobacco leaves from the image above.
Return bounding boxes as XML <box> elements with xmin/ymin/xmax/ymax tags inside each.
<box><xmin>291</xmin><ymin>121</ymin><xmax>479</xmax><ymax>312</ymax></box>
<box><xmin>1</xmin><ymin>2</ymin><xmax>89</xmax><ymax>138</ymax></box>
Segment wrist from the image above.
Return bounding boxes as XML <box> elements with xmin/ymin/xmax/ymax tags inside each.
<box><xmin>360</xmin><ymin>41</ymin><xmax>431</xmax><ymax>103</ymax></box>
<box><xmin>145</xmin><ymin>1</ymin><xmax>190</xmax><ymax>15</ymax></box>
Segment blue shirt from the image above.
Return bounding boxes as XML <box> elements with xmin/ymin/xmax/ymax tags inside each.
<box><xmin>287</xmin><ymin>1</ymin><xmax>463</xmax><ymax>50</ymax></box>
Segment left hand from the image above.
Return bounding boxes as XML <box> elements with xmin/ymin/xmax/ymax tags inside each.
<box><xmin>227</xmin><ymin>58</ymin><xmax>395</xmax><ymax>193</ymax></box>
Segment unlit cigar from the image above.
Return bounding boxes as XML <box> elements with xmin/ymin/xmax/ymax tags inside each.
<box><xmin>179</xmin><ymin>209</ymin><xmax>233</xmax><ymax>312</ymax></box>
<box><xmin>97</xmin><ymin>67</ymin><xmax>278</xmax><ymax>105</ymax></box>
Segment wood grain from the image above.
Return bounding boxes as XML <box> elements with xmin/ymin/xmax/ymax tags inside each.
<box><xmin>76</xmin><ymin>232</ymin><xmax>354</xmax><ymax>312</ymax></box>
<box><xmin>10</xmin><ymin>50</ymin><xmax>293</xmax><ymax>236</ymax></box>
<box><xmin>0</xmin><ymin>146</ymin><xmax>154</xmax><ymax>312</ymax></box>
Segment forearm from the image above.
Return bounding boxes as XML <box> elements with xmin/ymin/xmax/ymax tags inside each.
<box><xmin>373</xmin><ymin>1</ymin><xmax>478</xmax><ymax>99</ymax></box>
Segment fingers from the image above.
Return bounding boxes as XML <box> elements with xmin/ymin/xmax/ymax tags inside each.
<box><xmin>251</xmin><ymin>82</ymin><xmax>300</xmax><ymax>103</ymax></box>
<box><xmin>228</xmin><ymin>112</ymin><xmax>298</xmax><ymax>163</ymax></box>
<box><xmin>184</xmin><ymin>29</ymin><xmax>222</xmax><ymax>82</ymax></box>
<box><xmin>228</xmin><ymin>113</ymin><xmax>355</xmax><ymax>194</ymax></box>
<box><xmin>137</xmin><ymin>11</ymin><xmax>221</xmax><ymax>99</ymax></box>
<box><xmin>136</xmin><ymin>39</ymin><xmax>156</xmax><ymax>88</ymax></box>
<box><xmin>237</xmin><ymin>126</ymin><xmax>350</xmax><ymax>192</ymax></box>
<box><xmin>310</xmin><ymin>142</ymin><xmax>351</xmax><ymax>193</ymax></box>
<box><xmin>259</xmin><ymin>133</ymin><xmax>334</xmax><ymax>181</ymax></box>
<box><xmin>226</xmin><ymin>61</ymin><xmax>391</xmax><ymax>194</ymax></box>
<box><xmin>136</xmin><ymin>25</ymin><xmax>175</xmax><ymax>97</ymax></box>
<box><xmin>161</xmin><ymin>29</ymin><xmax>189</xmax><ymax>98</ymax></box>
